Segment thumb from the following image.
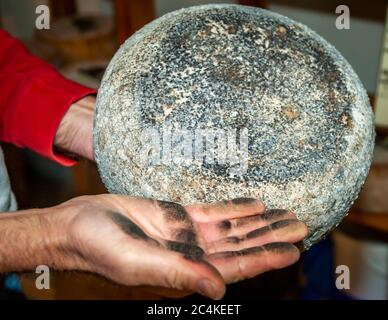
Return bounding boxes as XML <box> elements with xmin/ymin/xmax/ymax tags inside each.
<box><xmin>155</xmin><ymin>251</ymin><xmax>226</xmax><ymax>300</ymax></box>
<box><xmin>176</xmin><ymin>257</ymin><xmax>227</xmax><ymax>300</ymax></box>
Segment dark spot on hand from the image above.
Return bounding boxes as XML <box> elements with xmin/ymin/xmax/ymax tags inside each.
<box><xmin>235</xmin><ymin>214</ymin><xmax>262</xmax><ymax>227</ymax></box>
<box><xmin>231</xmin><ymin>197</ymin><xmax>258</xmax><ymax>205</ymax></box>
<box><xmin>209</xmin><ymin>251</ymin><xmax>238</xmax><ymax>259</ymax></box>
<box><xmin>210</xmin><ymin>243</ymin><xmax>296</xmax><ymax>260</ymax></box>
<box><xmin>262</xmin><ymin>242</ymin><xmax>295</xmax><ymax>254</ymax></box>
<box><xmin>174</xmin><ymin>228</ymin><xmax>197</xmax><ymax>244</ymax></box>
<box><xmin>239</xmin><ymin>246</ymin><xmax>265</xmax><ymax>256</ymax></box>
<box><xmin>246</xmin><ymin>226</ymin><xmax>270</xmax><ymax>239</ymax></box>
<box><xmin>218</xmin><ymin>220</ymin><xmax>232</xmax><ymax>231</ymax></box>
<box><xmin>210</xmin><ymin>246</ymin><xmax>265</xmax><ymax>259</ymax></box>
<box><xmin>166</xmin><ymin>241</ymin><xmax>204</xmax><ymax>262</ymax></box>
<box><xmin>295</xmin><ymin>241</ymin><xmax>305</xmax><ymax>252</ymax></box>
<box><xmin>270</xmin><ymin>219</ymin><xmax>297</xmax><ymax>230</ymax></box>
<box><xmin>107</xmin><ymin>211</ymin><xmax>157</xmax><ymax>245</ymax></box>
<box><xmin>225</xmin><ymin>236</ymin><xmax>241</xmax><ymax>244</ymax></box>
<box><xmin>158</xmin><ymin>200</ymin><xmax>191</xmax><ymax>223</ymax></box>
<box><xmin>261</xmin><ymin>209</ymin><xmax>289</xmax><ymax>221</ymax></box>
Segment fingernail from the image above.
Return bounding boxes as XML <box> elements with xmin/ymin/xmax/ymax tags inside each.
<box><xmin>198</xmin><ymin>279</ymin><xmax>220</xmax><ymax>299</ymax></box>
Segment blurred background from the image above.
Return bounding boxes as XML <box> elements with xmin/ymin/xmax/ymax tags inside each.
<box><xmin>0</xmin><ymin>0</ymin><xmax>387</xmax><ymax>300</ymax></box>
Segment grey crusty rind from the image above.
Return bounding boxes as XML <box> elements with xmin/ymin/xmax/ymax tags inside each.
<box><xmin>94</xmin><ymin>4</ymin><xmax>375</xmax><ymax>249</ymax></box>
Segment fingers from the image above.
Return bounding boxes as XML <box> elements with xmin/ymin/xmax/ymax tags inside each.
<box><xmin>186</xmin><ymin>198</ymin><xmax>266</xmax><ymax>243</ymax></box>
<box><xmin>226</xmin><ymin>209</ymin><xmax>296</xmax><ymax>237</ymax></box>
<box><xmin>187</xmin><ymin>197</ymin><xmax>265</xmax><ymax>223</ymax></box>
<box><xmin>207</xmin><ymin>242</ymin><xmax>301</xmax><ymax>284</ymax></box>
<box><xmin>102</xmin><ymin>197</ymin><xmax>304</xmax><ymax>298</ymax></box>
<box><xmin>174</xmin><ymin>257</ymin><xmax>226</xmax><ymax>300</ymax></box>
<box><xmin>206</xmin><ymin>219</ymin><xmax>308</xmax><ymax>254</ymax></box>
<box><xmin>195</xmin><ymin>209</ymin><xmax>297</xmax><ymax>244</ymax></box>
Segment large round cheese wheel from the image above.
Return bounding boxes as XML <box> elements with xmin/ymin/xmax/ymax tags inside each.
<box><xmin>94</xmin><ymin>4</ymin><xmax>374</xmax><ymax>248</ymax></box>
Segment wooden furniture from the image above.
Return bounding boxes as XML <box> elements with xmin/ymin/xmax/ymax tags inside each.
<box><xmin>36</xmin><ymin>15</ymin><xmax>115</xmax><ymax>65</ymax></box>
<box><xmin>114</xmin><ymin>0</ymin><xmax>155</xmax><ymax>44</ymax></box>
<box><xmin>49</xmin><ymin>0</ymin><xmax>77</xmax><ymax>20</ymax></box>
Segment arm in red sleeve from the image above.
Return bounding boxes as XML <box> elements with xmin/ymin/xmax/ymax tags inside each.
<box><xmin>0</xmin><ymin>29</ymin><xmax>96</xmax><ymax>166</ymax></box>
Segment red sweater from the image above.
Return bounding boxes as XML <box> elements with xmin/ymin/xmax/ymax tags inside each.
<box><xmin>0</xmin><ymin>29</ymin><xmax>96</xmax><ymax>166</ymax></box>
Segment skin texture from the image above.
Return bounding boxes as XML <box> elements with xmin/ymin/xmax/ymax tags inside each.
<box><xmin>0</xmin><ymin>195</ymin><xmax>307</xmax><ymax>299</ymax></box>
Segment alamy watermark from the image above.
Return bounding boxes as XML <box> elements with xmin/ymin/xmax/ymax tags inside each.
<box><xmin>138</xmin><ymin>125</ymin><xmax>249</xmax><ymax>176</ymax></box>
<box><xmin>335</xmin><ymin>5</ymin><xmax>350</xmax><ymax>30</ymax></box>
<box><xmin>35</xmin><ymin>4</ymin><xmax>50</xmax><ymax>30</ymax></box>
<box><xmin>335</xmin><ymin>264</ymin><xmax>350</xmax><ymax>290</ymax></box>
<box><xmin>35</xmin><ymin>265</ymin><xmax>50</xmax><ymax>290</ymax></box>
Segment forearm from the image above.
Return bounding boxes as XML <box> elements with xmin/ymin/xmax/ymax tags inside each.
<box><xmin>0</xmin><ymin>206</ymin><xmax>83</xmax><ymax>273</ymax></box>
<box><xmin>0</xmin><ymin>29</ymin><xmax>96</xmax><ymax>164</ymax></box>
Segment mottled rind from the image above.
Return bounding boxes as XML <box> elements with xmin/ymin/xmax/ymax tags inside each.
<box><xmin>94</xmin><ymin>4</ymin><xmax>375</xmax><ymax>249</ymax></box>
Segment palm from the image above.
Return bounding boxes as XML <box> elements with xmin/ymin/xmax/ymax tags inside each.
<box><xmin>69</xmin><ymin>195</ymin><xmax>307</xmax><ymax>299</ymax></box>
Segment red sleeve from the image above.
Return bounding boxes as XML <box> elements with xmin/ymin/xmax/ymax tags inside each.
<box><xmin>0</xmin><ymin>29</ymin><xmax>97</xmax><ymax>166</ymax></box>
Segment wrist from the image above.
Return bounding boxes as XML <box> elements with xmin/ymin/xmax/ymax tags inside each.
<box><xmin>54</xmin><ymin>95</ymin><xmax>95</xmax><ymax>161</ymax></box>
<box><xmin>49</xmin><ymin>200</ymin><xmax>93</xmax><ymax>272</ymax></box>
<box><xmin>0</xmin><ymin>205</ymin><xmax>87</xmax><ymax>273</ymax></box>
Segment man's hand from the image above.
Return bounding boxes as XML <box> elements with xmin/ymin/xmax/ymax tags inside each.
<box><xmin>54</xmin><ymin>95</ymin><xmax>95</xmax><ymax>161</ymax></box>
<box><xmin>0</xmin><ymin>195</ymin><xmax>307</xmax><ymax>299</ymax></box>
